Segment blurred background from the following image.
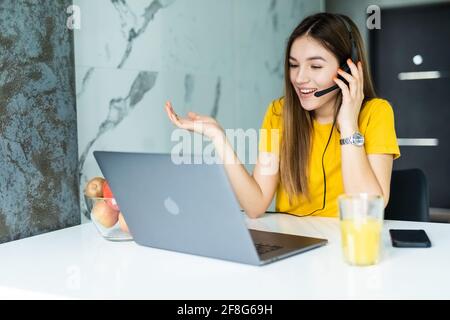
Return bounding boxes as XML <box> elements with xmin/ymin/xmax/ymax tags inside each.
<box><xmin>1</xmin><ymin>0</ymin><xmax>449</xmax><ymax>243</ymax></box>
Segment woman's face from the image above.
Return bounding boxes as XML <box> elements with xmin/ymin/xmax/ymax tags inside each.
<box><xmin>289</xmin><ymin>36</ymin><xmax>340</xmax><ymax>112</ymax></box>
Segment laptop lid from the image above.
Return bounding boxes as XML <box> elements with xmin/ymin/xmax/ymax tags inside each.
<box><xmin>94</xmin><ymin>151</ymin><xmax>261</xmax><ymax>265</ymax></box>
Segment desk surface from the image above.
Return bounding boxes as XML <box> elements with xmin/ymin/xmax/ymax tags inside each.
<box><xmin>0</xmin><ymin>214</ymin><xmax>449</xmax><ymax>299</ymax></box>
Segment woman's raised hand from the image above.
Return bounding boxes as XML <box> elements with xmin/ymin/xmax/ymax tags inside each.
<box><xmin>164</xmin><ymin>101</ymin><xmax>225</xmax><ymax>141</ymax></box>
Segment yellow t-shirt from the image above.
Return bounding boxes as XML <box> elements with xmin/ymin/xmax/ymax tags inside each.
<box><xmin>258</xmin><ymin>97</ymin><xmax>401</xmax><ymax>218</ymax></box>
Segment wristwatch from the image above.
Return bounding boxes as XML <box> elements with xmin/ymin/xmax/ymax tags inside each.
<box><xmin>340</xmin><ymin>131</ymin><xmax>365</xmax><ymax>147</ymax></box>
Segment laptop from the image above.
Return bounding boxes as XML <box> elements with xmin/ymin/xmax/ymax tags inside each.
<box><xmin>93</xmin><ymin>151</ymin><xmax>327</xmax><ymax>266</ymax></box>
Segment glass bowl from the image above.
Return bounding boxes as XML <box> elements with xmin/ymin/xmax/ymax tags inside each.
<box><xmin>85</xmin><ymin>195</ymin><xmax>132</xmax><ymax>241</ymax></box>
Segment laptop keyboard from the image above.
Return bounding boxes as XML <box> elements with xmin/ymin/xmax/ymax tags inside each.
<box><xmin>255</xmin><ymin>243</ymin><xmax>283</xmax><ymax>255</ymax></box>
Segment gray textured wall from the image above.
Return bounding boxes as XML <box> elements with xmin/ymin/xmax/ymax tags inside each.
<box><xmin>0</xmin><ymin>0</ymin><xmax>80</xmax><ymax>243</ymax></box>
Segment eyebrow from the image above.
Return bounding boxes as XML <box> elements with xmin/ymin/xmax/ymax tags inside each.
<box><xmin>289</xmin><ymin>56</ymin><xmax>327</xmax><ymax>62</ymax></box>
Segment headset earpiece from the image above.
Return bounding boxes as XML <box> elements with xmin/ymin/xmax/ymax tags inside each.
<box><xmin>314</xmin><ymin>16</ymin><xmax>359</xmax><ymax>98</ymax></box>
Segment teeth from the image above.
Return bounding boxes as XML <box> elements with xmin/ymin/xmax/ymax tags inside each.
<box><xmin>300</xmin><ymin>88</ymin><xmax>317</xmax><ymax>94</ymax></box>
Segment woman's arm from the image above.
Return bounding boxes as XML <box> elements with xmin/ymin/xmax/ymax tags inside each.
<box><xmin>212</xmin><ymin>134</ymin><xmax>279</xmax><ymax>218</ymax></box>
<box><xmin>165</xmin><ymin>102</ymin><xmax>278</xmax><ymax>218</ymax></box>
<box><xmin>340</xmin><ymin>125</ymin><xmax>393</xmax><ymax>207</ymax></box>
<box><xmin>334</xmin><ymin>60</ymin><xmax>394</xmax><ymax>207</ymax></box>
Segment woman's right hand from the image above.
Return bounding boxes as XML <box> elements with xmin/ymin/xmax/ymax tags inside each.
<box><xmin>164</xmin><ymin>101</ymin><xmax>225</xmax><ymax>141</ymax></box>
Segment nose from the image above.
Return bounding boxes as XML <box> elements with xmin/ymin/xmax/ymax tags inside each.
<box><xmin>294</xmin><ymin>66</ymin><xmax>310</xmax><ymax>85</ymax></box>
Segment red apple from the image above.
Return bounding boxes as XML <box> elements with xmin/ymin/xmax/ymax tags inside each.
<box><xmin>102</xmin><ymin>181</ymin><xmax>120</xmax><ymax>211</ymax></box>
<box><xmin>92</xmin><ymin>201</ymin><xmax>119</xmax><ymax>228</ymax></box>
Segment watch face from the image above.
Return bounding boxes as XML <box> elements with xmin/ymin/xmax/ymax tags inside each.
<box><xmin>353</xmin><ymin>133</ymin><xmax>365</xmax><ymax>146</ymax></box>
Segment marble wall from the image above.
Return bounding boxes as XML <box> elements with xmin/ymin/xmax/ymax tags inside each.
<box><xmin>0</xmin><ymin>0</ymin><xmax>80</xmax><ymax>243</ymax></box>
<box><xmin>74</xmin><ymin>0</ymin><xmax>322</xmax><ymax>220</ymax></box>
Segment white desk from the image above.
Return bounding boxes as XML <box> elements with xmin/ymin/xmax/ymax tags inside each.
<box><xmin>0</xmin><ymin>214</ymin><xmax>449</xmax><ymax>299</ymax></box>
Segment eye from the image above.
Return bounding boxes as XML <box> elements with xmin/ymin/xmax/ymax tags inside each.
<box><xmin>289</xmin><ymin>63</ymin><xmax>298</xmax><ymax>68</ymax></box>
<box><xmin>311</xmin><ymin>66</ymin><xmax>322</xmax><ymax>69</ymax></box>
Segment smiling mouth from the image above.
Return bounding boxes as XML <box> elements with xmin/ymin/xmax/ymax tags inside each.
<box><xmin>300</xmin><ymin>88</ymin><xmax>318</xmax><ymax>94</ymax></box>
<box><xmin>298</xmin><ymin>88</ymin><xmax>319</xmax><ymax>98</ymax></box>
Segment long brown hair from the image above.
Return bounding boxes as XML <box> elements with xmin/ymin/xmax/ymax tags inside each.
<box><xmin>280</xmin><ymin>13</ymin><xmax>377</xmax><ymax>205</ymax></box>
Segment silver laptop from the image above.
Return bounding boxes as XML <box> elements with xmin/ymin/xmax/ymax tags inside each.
<box><xmin>94</xmin><ymin>151</ymin><xmax>327</xmax><ymax>266</ymax></box>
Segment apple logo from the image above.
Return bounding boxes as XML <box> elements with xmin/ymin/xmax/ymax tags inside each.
<box><xmin>164</xmin><ymin>197</ymin><xmax>180</xmax><ymax>216</ymax></box>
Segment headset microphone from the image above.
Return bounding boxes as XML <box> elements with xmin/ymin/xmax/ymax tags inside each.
<box><xmin>314</xmin><ymin>83</ymin><xmax>340</xmax><ymax>97</ymax></box>
<box><xmin>314</xmin><ymin>17</ymin><xmax>359</xmax><ymax>98</ymax></box>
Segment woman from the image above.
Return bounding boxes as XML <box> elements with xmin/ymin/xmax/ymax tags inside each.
<box><xmin>164</xmin><ymin>13</ymin><xmax>400</xmax><ymax>218</ymax></box>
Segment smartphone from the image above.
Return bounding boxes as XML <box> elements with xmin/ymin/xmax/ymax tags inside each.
<box><xmin>389</xmin><ymin>229</ymin><xmax>431</xmax><ymax>248</ymax></box>
<box><xmin>338</xmin><ymin>62</ymin><xmax>352</xmax><ymax>86</ymax></box>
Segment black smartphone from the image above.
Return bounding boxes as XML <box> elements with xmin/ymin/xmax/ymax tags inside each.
<box><xmin>339</xmin><ymin>62</ymin><xmax>352</xmax><ymax>86</ymax></box>
<box><xmin>389</xmin><ymin>229</ymin><xmax>431</xmax><ymax>248</ymax></box>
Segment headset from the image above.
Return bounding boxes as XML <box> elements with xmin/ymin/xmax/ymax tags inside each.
<box><xmin>266</xmin><ymin>15</ymin><xmax>359</xmax><ymax>217</ymax></box>
<box><xmin>314</xmin><ymin>16</ymin><xmax>359</xmax><ymax>98</ymax></box>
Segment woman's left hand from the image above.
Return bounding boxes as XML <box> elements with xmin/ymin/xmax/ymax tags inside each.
<box><xmin>333</xmin><ymin>59</ymin><xmax>364</xmax><ymax>131</ymax></box>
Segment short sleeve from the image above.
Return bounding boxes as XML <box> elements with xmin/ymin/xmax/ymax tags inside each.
<box><xmin>258</xmin><ymin>100</ymin><xmax>282</xmax><ymax>155</ymax></box>
<box><xmin>364</xmin><ymin>99</ymin><xmax>401</xmax><ymax>160</ymax></box>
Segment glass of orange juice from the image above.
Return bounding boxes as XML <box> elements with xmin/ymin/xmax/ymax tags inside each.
<box><xmin>338</xmin><ymin>194</ymin><xmax>384</xmax><ymax>266</ymax></box>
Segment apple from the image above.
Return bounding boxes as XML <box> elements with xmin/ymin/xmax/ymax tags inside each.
<box><xmin>84</xmin><ymin>177</ymin><xmax>105</xmax><ymax>198</ymax></box>
<box><xmin>102</xmin><ymin>181</ymin><xmax>120</xmax><ymax>211</ymax></box>
<box><xmin>118</xmin><ymin>212</ymin><xmax>130</xmax><ymax>233</ymax></box>
<box><xmin>92</xmin><ymin>201</ymin><xmax>119</xmax><ymax>228</ymax></box>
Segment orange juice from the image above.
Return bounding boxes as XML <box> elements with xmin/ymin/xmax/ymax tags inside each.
<box><xmin>340</xmin><ymin>218</ymin><xmax>382</xmax><ymax>266</ymax></box>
